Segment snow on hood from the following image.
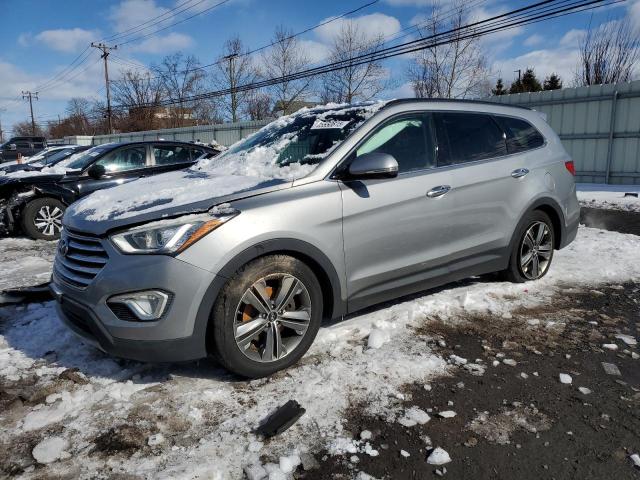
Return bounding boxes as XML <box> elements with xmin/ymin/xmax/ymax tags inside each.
<box><xmin>68</xmin><ymin>101</ymin><xmax>388</xmax><ymax>224</ymax></box>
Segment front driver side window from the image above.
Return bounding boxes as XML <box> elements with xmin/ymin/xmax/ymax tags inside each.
<box><xmin>356</xmin><ymin>115</ymin><xmax>434</xmax><ymax>173</ymax></box>
<box><xmin>95</xmin><ymin>146</ymin><xmax>147</xmax><ymax>173</ymax></box>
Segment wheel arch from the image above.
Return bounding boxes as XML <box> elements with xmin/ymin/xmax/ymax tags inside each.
<box><xmin>195</xmin><ymin>238</ymin><xmax>346</xmax><ymax>357</ymax></box>
<box><xmin>510</xmin><ymin>197</ymin><xmax>566</xmax><ymax>253</ymax></box>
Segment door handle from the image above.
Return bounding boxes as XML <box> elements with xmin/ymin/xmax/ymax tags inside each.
<box><xmin>426</xmin><ymin>185</ymin><xmax>451</xmax><ymax>198</ymax></box>
<box><xmin>511</xmin><ymin>168</ymin><xmax>529</xmax><ymax>178</ymax></box>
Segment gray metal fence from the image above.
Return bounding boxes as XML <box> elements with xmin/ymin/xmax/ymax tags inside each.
<box><xmin>90</xmin><ymin>119</ymin><xmax>272</xmax><ymax>147</ymax></box>
<box><xmin>487</xmin><ymin>80</ymin><xmax>640</xmax><ymax>185</ymax></box>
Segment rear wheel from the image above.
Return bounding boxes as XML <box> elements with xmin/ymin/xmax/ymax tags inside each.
<box><xmin>21</xmin><ymin>197</ymin><xmax>65</xmax><ymax>240</ymax></box>
<box><xmin>210</xmin><ymin>255</ymin><xmax>323</xmax><ymax>378</ymax></box>
<box><xmin>502</xmin><ymin>210</ymin><xmax>555</xmax><ymax>283</ymax></box>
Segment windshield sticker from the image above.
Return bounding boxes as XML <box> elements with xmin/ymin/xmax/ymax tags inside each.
<box><xmin>310</xmin><ymin>119</ymin><xmax>351</xmax><ymax>130</ymax></box>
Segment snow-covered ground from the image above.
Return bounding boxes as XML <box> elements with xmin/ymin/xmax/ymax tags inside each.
<box><xmin>1</xmin><ymin>226</ymin><xmax>640</xmax><ymax>479</ymax></box>
<box><xmin>0</xmin><ymin>238</ymin><xmax>56</xmax><ymax>291</ymax></box>
<box><xmin>577</xmin><ymin>183</ymin><xmax>640</xmax><ymax>212</ymax></box>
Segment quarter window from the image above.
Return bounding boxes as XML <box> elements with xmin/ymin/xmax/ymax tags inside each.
<box><xmin>356</xmin><ymin>115</ymin><xmax>435</xmax><ymax>173</ymax></box>
<box><xmin>434</xmin><ymin>113</ymin><xmax>507</xmax><ymax>166</ymax></box>
<box><xmin>153</xmin><ymin>145</ymin><xmax>193</xmax><ymax>165</ymax></box>
<box><xmin>494</xmin><ymin>116</ymin><xmax>545</xmax><ymax>153</ymax></box>
<box><xmin>95</xmin><ymin>146</ymin><xmax>147</xmax><ymax>172</ymax></box>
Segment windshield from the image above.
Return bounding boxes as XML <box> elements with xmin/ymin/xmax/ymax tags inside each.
<box><xmin>199</xmin><ymin>102</ymin><xmax>386</xmax><ymax>179</ymax></box>
<box><xmin>64</xmin><ymin>146</ymin><xmax>112</xmax><ymax>170</ymax></box>
<box><xmin>33</xmin><ymin>148</ymin><xmax>77</xmax><ymax>166</ymax></box>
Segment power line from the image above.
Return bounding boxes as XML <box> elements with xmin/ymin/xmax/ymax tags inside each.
<box><xmin>102</xmin><ymin>0</ymin><xmax>205</xmax><ymax>42</ymax></box>
<box><xmin>114</xmin><ymin>0</ymin><xmax>382</xmax><ymax>80</ymax></box>
<box><xmin>108</xmin><ymin>0</ymin><xmax>614</xmax><ymax>112</ymax></box>
<box><xmin>116</xmin><ymin>0</ymin><xmax>233</xmax><ymax>48</ymax></box>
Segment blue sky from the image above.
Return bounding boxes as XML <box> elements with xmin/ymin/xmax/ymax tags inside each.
<box><xmin>0</xmin><ymin>0</ymin><xmax>636</xmax><ymax>136</ymax></box>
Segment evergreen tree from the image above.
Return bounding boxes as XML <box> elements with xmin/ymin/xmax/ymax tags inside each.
<box><xmin>492</xmin><ymin>78</ymin><xmax>507</xmax><ymax>95</ymax></box>
<box><xmin>543</xmin><ymin>73</ymin><xmax>563</xmax><ymax>90</ymax></box>
<box><xmin>509</xmin><ymin>68</ymin><xmax>542</xmax><ymax>93</ymax></box>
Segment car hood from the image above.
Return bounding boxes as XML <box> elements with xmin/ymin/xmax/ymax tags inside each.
<box><xmin>0</xmin><ymin>171</ymin><xmax>65</xmax><ymax>188</ymax></box>
<box><xmin>64</xmin><ymin>169</ymin><xmax>291</xmax><ymax>236</ymax></box>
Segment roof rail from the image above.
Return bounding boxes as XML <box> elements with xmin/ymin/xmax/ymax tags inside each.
<box><xmin>383</xmin><ymin>98</ymin><xmax>532</xmax><ymax>111</ymax></box>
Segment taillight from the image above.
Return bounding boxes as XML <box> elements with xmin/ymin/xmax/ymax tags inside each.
<box><xmin>564</xmin><ymin>160</ymin><xmax>576</xmax><ymax>176</ymax></box>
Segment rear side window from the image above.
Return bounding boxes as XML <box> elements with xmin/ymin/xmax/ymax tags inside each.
<box><xmin>434</xmin><ymin>113</ymin><xmax>507</xmax><ymax>166</ymax></box>
<box><xmin>356</xmin><ymin>115</ymin><xmax>435</xmax><ymax>173</ymax></box>
<box><xmin>495</xmin><ymin>116</ymin><xmax>545</xmax><ymax>153</ymax></box>
<box><xmin>153</xmin><ymin>145</ymin><xmax>193</xmax><ymax>165</ymax></box>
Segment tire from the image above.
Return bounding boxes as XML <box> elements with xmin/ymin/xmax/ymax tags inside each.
<box><xmin>501</xmin><ymin>210</ymin><xmax>555</xmax><ymax>283</ymax></box>
<box><xmin>21</xmin><ymin>197</ymin><xmax>65</xmax><ymax>240</ymax></box>
<box><xmin>210</xmin><ymin>255</ymin><xmax>323</xmax><ymax>378</ymax></box>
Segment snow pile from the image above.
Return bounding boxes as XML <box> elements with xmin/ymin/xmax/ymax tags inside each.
<box><xmin>559</xmin><ymin>373</ymin><xmax>572</xmax><ymax>384</ymax></box>
<box><xmin>32</xmin><ymin>436</ymin><xmax>70</xmax><ymax>464</ymax></box>
<box><xmin>0</xmin><ymin>237</ymin><xmax>56</xmax><ymax>290</ymax></box>
<box><xmin>426</xmin><ymin>447</ymin><xmax>451</xmax><ymax>465</ymax></box>
<box><xmin>398</xmin><ymin>406</ymin><xmax>431</xmax><ymax>427</ymax></box>
<box><xmin>577</xmin><ymin>183</ymin><xmax>640</xmax><ymax>212</ymax></box>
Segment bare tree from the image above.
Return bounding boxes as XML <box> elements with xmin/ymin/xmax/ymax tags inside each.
<box><xmin>575</xmin><ymin>17</ymin><xmax>640</xmax><ymax>86</ymax></box>
<box><xmin>406</xmin><ymin>1</ymin><xmax>489</xmax><ymax>99</ymax></box>
<box><xmin>153</xmin><ymin>53</ymin><xmax>206</xmax><ymax>127</ymax></box>
<box><xmin>65</xmin><ymin>97</ymin><xmax>93</xmax><ymax>135</ymax></box>
<box><xmin>320</xmin><ymin>22</ymin><xmax>387</xmax><ymax>103</ymax></box>
<box><xmin>212</xmin><ymin>36</ymin><xmax>260</xmax><ymax>122</ymax></box>
<box><xmin>262</xmin><ymin>26</ymin><xmax>312</xmax><ymax>115</ymax></box>
<box><xmin>112</xmin><ymin>69</ymin><xmax>164</xmax><ymax>132</ymax></box>
<box><xmin>13</xmin><ymin>120</ymin><xmax>45</xmax><ymax>137</ymax></box>
<box><xmin>243</xmin><ymin>91</ymin><xmax>272</xmax><ymax>120</ymax></box>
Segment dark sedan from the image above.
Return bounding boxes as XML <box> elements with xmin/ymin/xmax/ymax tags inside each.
<box><xmin>0</xmin><ymin>141</ymin><xmax>221</xmax><ymax>240</ymax></box>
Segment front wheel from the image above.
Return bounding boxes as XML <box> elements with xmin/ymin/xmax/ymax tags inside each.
<box><xmin>502</xmin><ymin>210</ymin><xmax>555</xmax><ymax>283</ymax></box>
<box><xmin>210</xmin><ymin>255</ymin><xmax>323</xmax><ymax>378</ymax></box>
<box><xmin>21</xmin><ymin>198</ymin><xmax>65</xmax><ymax>240</ymax></box>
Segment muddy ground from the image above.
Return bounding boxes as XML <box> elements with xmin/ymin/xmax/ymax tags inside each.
<box><xmin>303</xmin><ymin>283</ymin><xmax>640</xmax><ymax>479</ymax></box>
<box><xmin>580</xmin><ymin>207</ymin><xmax>640</xmax><ymax>236</ymax></box>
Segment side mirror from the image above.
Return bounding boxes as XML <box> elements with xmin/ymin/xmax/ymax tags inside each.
<box><xmin>7</xmin><ymin>144</ymin><xmax>17</xmax><ymax>151</ymax></box>
<box><xmin>346</xmin><ymin>152</ymin><xmax>399</xmax><ymax>180</ymax></box>
<box><xmin>87</xmin><ymin>164</ymin><xmax>106</xmax><ymax>180</ymax></box>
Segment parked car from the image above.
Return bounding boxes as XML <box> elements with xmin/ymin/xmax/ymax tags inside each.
<box><xmin>0</xmin><ymin>145</ymin><xmax>89</xmax><ymax>174</ymax></box>
<box><xmin>0</xmin><ymin>141</ymin><xmax>220</xmax><ymax>240</ymax></box>
<box><xmin>51</xmin><ymin>100</ymin><xmax>579</xmax><ymax>378</ymax></box>
<box><xmin>0</xmin><ymin>136</ymin><xmax>47</xmax><ymax>163</ymax></box>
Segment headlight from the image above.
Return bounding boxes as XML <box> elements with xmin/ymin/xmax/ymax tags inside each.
<box><xmin>110</xmin><ymin>210</ymin><xmax>238</xmax><ymax>254</ymax></box>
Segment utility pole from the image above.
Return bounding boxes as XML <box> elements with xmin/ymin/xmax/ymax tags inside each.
<box><xmin>91</xmin><ymin>42</ymin><xmax>117</xmax><ymax>134</ymax></box>
<box><xmin>22</xmin><ymin>91</ymin><xmax>39</xmax><ymax>135</ymax></box>
<box><xmin>0</xmin><ymin>108</ymin><xmax>4</xmax><ymax>143</ymax></box>
<box><xmin>223</xmin><ymin>53</ymin><xmax>238</xmax><ymax>123</ymax></box>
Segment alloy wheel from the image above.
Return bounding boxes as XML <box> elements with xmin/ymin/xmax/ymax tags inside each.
<box><xmin>34</xmin><ymin>205</ymin><xmax>63</xmax><ymax>237</ymax></box>
<box><xmin>234</xmin><ymin>273</ymin><xmax>312</xmax><ymax>363</ymax></box>
<box><xmin>519</xmin><ymin>221</ymin><xmax>553</xmax><ymax>280</ymax></box>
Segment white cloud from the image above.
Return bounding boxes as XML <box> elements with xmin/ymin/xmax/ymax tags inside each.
<box><xmin>110</xmin><ymin>0</ymin><xmax>170</xmax><ymax>34</ymax></box>
<box><xmin>297</xmin><ymin>39</ymin><xmax>331</xmax><ymax>64</ymax></box>
<box><xmin>127</xmin><ymin>32</ymin><xmax>193</xmax><ymax>54</ymax></box>
<box><xmin>314</xmin><ymin>13</ymin><xmax>402</xmax><ymax>44</ymax></box>
<box><xmin>493</xmin><ymin>47</ymin><xmax>579</xmax><ymax>86</ymax></box>
<box><xmin>523</xmin><ymin>34</ymin><xmax>543</xmax><ymax>47</ymax></box>
<box><xmin>33</xmin><ymin>28</ymin><xmax>98</xmax><ymax>53</ymax></box>
<box><xmin>559</xmin><ymin>29</ymin><xmax>586</xmax><ymax>48</ymax></box>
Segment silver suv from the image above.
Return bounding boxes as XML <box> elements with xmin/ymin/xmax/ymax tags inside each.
<box><xmin>51</xmin><ymin>100</ymin><xmax>579</xmax><ymax>378</ymax></box>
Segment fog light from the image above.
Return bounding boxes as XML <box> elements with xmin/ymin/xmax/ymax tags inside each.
<box><xmin>109</xmin><ymin>290</ymin><xmax>170</xmax><ymax>321</ymax></box>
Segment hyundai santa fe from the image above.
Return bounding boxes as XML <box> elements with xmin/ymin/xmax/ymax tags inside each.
<box><xmin>51</xmin><ymin>99</ymin><xmax>580</xmax><ymax>378</ymax></box>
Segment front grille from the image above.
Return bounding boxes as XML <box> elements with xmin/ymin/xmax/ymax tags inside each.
<box><xmin>54</xmin><ymin>231</ymin><xmax>109</xmax><ymax>289</ymax></box>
